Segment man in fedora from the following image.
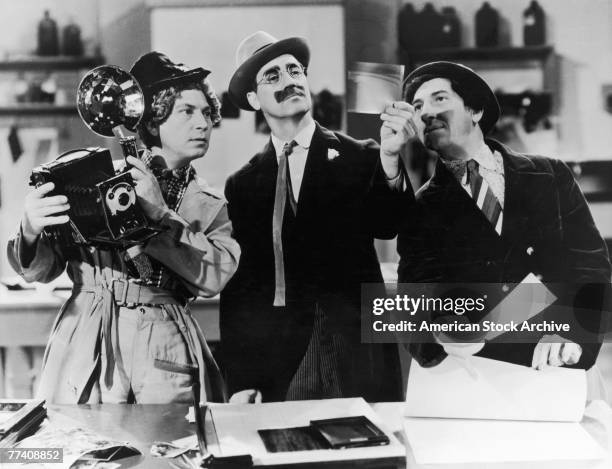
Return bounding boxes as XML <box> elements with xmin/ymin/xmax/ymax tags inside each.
<box><xmin>397</xmin><ymin>61</ymin><xmax>610</xmax><ymax>371</ymax></box>
<box><xmin>8</xmin><ymin>52</ymin><xmax>239</xmax><ymax>404</ymax></box>
<box><xmin>220</xmin><ymin>31</ymin><xmax>415</xmax><ymax>402</ymax></box>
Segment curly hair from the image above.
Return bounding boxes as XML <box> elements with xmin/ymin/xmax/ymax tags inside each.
<box><xmin>138</xmin><ymin>78</ymin><xmax>222</xmax><ymax>148</ymax></box>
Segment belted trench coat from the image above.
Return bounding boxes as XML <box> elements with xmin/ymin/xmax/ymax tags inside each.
<box><xmin>7</xmin><ymin>176</ymin><xmax>240</xmax><ymax>404</ymax></box>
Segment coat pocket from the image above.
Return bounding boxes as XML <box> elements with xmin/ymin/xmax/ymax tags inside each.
<box><xmin>153</xmin><ymin>358</ymin><xmax>198</xmax><ymax>377</ymax></box>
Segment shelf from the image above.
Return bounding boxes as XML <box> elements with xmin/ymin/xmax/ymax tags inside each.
<box><xmin>0</xmin><ymin>56</ymin><xmax>105</xmax><ymax>72</ymax></box>
<box><xmin>403</xmin><ymin>46</ymin><xmax>554</xmax><ymax>65</ymax></box>
<box><xmin>0</xmin><ymin>104</ymin><xmax>77</xmax><ymax>116</ymax></box>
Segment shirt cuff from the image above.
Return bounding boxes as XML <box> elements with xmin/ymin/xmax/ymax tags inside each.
<box><xmin>385</xmin><ymin>170</ymin><xmax>406</xmax><ymax>191</ymax></box>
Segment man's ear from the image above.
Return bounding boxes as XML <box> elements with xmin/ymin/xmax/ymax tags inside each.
<box><xmin>146</xmin><ymin>121</ymin><xmax>159</xmax><ymax>136</ymax></box>
<box><xmin>471</xmin><ymin>108</ymin><xmax>484</xmax><ymax>125</ymax></box>
<box><xmin>246</xmin><ymin>91</ymin><xmax>261</xmax><ymax>111</ymax></box>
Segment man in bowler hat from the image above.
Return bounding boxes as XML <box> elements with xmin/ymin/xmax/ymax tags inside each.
<box><xmin>220</xmin><ymin>31</ymin><xmax>415</xmax><ymax>402</ymax></box>
<box><xmin>397</xmin><ymin>61</ymin><xmax>610</xmax><ymax>371</ymax></box>
<box><xmin>7</xmin><ymin>52</ymin><xmax>239</xmax><ymax>403</ymax></box>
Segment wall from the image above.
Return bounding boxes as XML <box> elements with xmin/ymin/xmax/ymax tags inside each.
<box><xmin>396</xmin><ymin>0</ymin><xmax>612</xmax><ymax>160</ymax></box>
<box><xmin>0</xmin><ymin>0</ymin><xmax>105</xmax><ymax>276</ymax></box>
<box><xmin>150</xmin><ymin>3</ymin><xmax>345</xmax><ymax>189</ymax></box>
<box><xmin>345</xmin><ymin>0</ymin><xmax>401</xmax><ymax>65</ymax></box>
<box><xmin>0</xmin><ymin>0</ymin><xmax>99</xmax><ymax>57</ymax></box>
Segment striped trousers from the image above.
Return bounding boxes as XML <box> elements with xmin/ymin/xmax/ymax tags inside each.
<box><xmin>285</xmin><ymin>303</ymin><xmax>349</xmax><ymax>400</ymax></box>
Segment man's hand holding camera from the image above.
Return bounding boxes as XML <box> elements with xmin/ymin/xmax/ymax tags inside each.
<box><xmin>126</xmin><ymin>156</ymin><xmax>170</xmax><ymax>222</ymax></box>
<box><xmin>22</xmin><ymin>182</ymin><xmax>70</xmax><ymax>246</ymax></box>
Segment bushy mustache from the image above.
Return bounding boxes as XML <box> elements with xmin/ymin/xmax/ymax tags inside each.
<box><xmin>274</xmin><ymin>85</ymin><xmax>305</xmax><ymax>103</ymax></box>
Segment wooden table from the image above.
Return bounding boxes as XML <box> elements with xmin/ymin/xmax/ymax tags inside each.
<box><xmin>44</xmin><ymin>401</ymin><xmax>612</xmax><ymax>469</ymax></box>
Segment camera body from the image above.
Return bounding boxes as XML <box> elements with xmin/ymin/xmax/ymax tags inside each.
<box><xmin>30</xmin><ymin>147</ymin><xmax>158</xmax><ymax>248</ymax></box>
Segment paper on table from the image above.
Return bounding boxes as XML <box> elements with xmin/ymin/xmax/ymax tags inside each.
<box><xmin>403</xmin><ymin>357</ymin><xmax>605</xmax><ymax>464</ymax></box>
<box><xmin>347</xmin><ymin>62</ymin><xmax>404</xmax><ymax>114</ymax></box>
<box><xmin>404</xmin><ymin>417</ymin><xmax>606</xmax><ymax>464</ymax></box>
<box><xmin>406</xmin><ymin>356</ymin><xmax>587</xmax><ymax>422</ymax></box>
<box><xmin>11</xmin><ymin>413</ymin><xmax>139</xmax><ymax>469</ymax></box>
<box><xmin>207</xmin><ymin>398</ymin><xmax>405</xmax><ymax>466</ymax></box>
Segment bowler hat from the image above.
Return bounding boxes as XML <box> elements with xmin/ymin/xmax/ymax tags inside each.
<box><xmin>130</xmin><ymin>51</ymin><xmax>209</xmax><ymax>106</ymax></box>
<box><xmin>229</xmin><ymin>31</ymin><xmax>310</xmax><ymax>111</ymax></box>
<box><xmin>403</xmin><ymin>61</ymin><xmax>500</xmax><ymax>135</ymax></box>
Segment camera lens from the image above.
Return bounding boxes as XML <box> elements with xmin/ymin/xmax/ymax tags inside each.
<box><xmin>118</xmin><ymin>192</ymin><xmax>131</xmax><ymax>206</ymax></box>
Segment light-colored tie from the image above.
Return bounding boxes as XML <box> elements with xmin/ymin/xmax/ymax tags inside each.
<box><xmin>466</xmin><ymin>159</ymin><xmax>503</xmax><ymax>235</ymax></box>
<box><xmin>272</xmin><ymin>141</ymin><xmax>297</xmax><ymax>306</ymax></box>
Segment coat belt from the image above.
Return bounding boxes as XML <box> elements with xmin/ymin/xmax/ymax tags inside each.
<box><xmin>71</xmin><ymin>281</ymin><xmax>225</xmax><ymax>403</ymax></box>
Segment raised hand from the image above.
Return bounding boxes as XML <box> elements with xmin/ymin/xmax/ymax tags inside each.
<box><xmin>380</xmin><ymin>101</ymin><xmax>419</xmax><ymax>157</ymax></box>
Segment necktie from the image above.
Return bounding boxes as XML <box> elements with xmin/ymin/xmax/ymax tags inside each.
<box><xmin>272</xmin><ymin>141</ymin><xmax>297</xmax><ymax>306</ymax></box>
<box><xmin>466</xmin><ymin>159</ymin><xmax>503</xmax><ymax>235</ymax></box>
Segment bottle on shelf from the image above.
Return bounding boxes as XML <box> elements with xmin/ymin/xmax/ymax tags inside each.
<box><xmin>523</xmin><ymin>0</ymin><xmax>546</xmax><ymax>46</ymax></box>
<box><xmin>62</xmin><ymin>19</ymin><xmax>84</xmax><ymax>56</ymax></box>
<box><xmin>420</xmin><ymin>3</ymin><xmax>444</xmax><ymax>49</ymax></box>
<box><xmin>398</xmin><ymin>3</ymin><xmax>421</xmax><ymax>52</ymax></box>
<box><xmin>475</xmin><ymin>2</ymin><xmax>500</xmax><ymax>47</ymax></box>
<box><xmin>440</xmin><ymin>7</ymin><xmax>461</xmax><ymax>48</ymax></box>
<box><xmin>28</xmin><ymin>78</ymin><xmax>44</xmax><ymax>103</ymax></box>
<box><xmin>14</xmin><ymin>73</ymin><xmax>29</xmax><ymax>103</ymax></box>
<box><xmin>40</xmin><ymin>74</ymin><xmax>58</xmax><ymax>103</ymax></box>
<box><xmin>37</xmin><ymin>10</ymin><xmax>59</xmax><ymax>56</ymax></box>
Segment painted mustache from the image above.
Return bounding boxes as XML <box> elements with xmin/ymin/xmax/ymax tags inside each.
<box><xmin>423</xmin><ymin>115</ymin><xmax>448</xmax><ymax>133</ymax></box>
<box><xmin>274</xmin><ymin>85</ymin><xmax>305</xmax><ymax>103</ymax></box>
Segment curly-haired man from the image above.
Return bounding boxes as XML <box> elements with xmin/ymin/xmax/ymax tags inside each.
<box><xmin>7</xmin><ymin>52</ymin><xmax>239</xmax><ymax>404</ymax></box>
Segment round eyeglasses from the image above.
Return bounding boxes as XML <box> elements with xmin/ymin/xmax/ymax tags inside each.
<box><xmin>257</xmin><ymin>64</ymin><xmax>307</xmax><ymax>86</ymax></box>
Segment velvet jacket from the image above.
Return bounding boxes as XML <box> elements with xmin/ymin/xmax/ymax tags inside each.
<box><xmin>398</xmin><ymin>139</ymin><xmax>611</xmax><ymax>369</ymax></box>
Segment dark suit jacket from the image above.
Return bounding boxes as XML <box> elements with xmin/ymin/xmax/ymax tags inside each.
<box><xmin>398</xmin><ymin>139</ymin><xmax>611</xmax><ymax>369</ymax></box>
<box><xmin>220</xmin><ymin>123</ymin><xmax>413</xmax><ymax>401</ymax></box>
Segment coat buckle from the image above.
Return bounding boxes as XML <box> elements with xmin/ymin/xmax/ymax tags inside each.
<box><xmin>111</xmin><ymin>278</ymin><xmax>129</xmax><ymax>306</ymax></box>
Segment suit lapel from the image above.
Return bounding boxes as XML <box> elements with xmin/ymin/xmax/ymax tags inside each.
<box><xmin>254</xmin><ymin>139</ymin><xmax>279</xmax><ymax>216</ymax></box>
<box><xmin>295</xmin><ymin>123</ymin><xmax>340</xmax><ymax>223</ymax></box>
<box><xmin>425</xmin><ymin>158</ymin><xmax>504</xmax><ymax>245</ymax></box>
<box><xmin>501</xmin><ymin>155</ymin><xmax>529</xmax><ymax>241</ymax></box>
<box><xmin>428</xmin><ymin>158</ymin><xmax>486</xmax><ymax>221</ymax></box>
<box><xmin>488</xmin><ymin>139</ymin><xmax>554</xmax><ymax>242</ymax></box>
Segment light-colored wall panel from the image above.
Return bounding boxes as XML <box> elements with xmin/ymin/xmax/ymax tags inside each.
<box><xmin>150</xmin><ymin>3</ymin><xmax>345</xmax><ymax>190</ymax></box>
<box><xmin>401</xmin><ymin>0</ymin><xmax>612</xmax><ymax>160</ymax></box>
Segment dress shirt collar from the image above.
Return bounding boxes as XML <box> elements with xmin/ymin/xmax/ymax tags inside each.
<box><xmin>271</xmin><ymin>119</ymin><xmax>316</xmax><ymax>160</ymax></box>
<box><xmin>442</xmin><ymin>142</ymin><xmax>501</xmax><ymax>180</ymax></box>
<box><xmin>471</xmin><ymin>142</ymin><xmax>498</xmax><ymax>172</ymax></box>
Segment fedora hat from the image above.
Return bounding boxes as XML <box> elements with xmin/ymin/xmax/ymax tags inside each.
<box><xmin>229</xmin><ymin>31</ymin><xmax>310</xmax><ymax>111</ymax></box>
<box><xmin>403</xmin><ymin>61</ymin><xmax>500</xmax><ymax>135</ymax></box>
<box><xmin>130</xmin><ymin>51</ymin><xmax>209</xmax><ymax>107</ymax></box>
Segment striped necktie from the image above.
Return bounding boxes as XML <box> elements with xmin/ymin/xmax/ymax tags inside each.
<box><xmin>272</xmin><ymin>141</ymin><xmax>297</xmax><ymax>307</ymax></box>
<box><xmin>466</xmin><ymin>159</ymin><xmax>503</xmax><ymax>235</ymax></box>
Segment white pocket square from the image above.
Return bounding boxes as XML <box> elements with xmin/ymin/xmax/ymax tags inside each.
<box><xmin>327</xmin><ymin>148</ymin><xmax>340</xmax><ymax>160</ymax></box>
